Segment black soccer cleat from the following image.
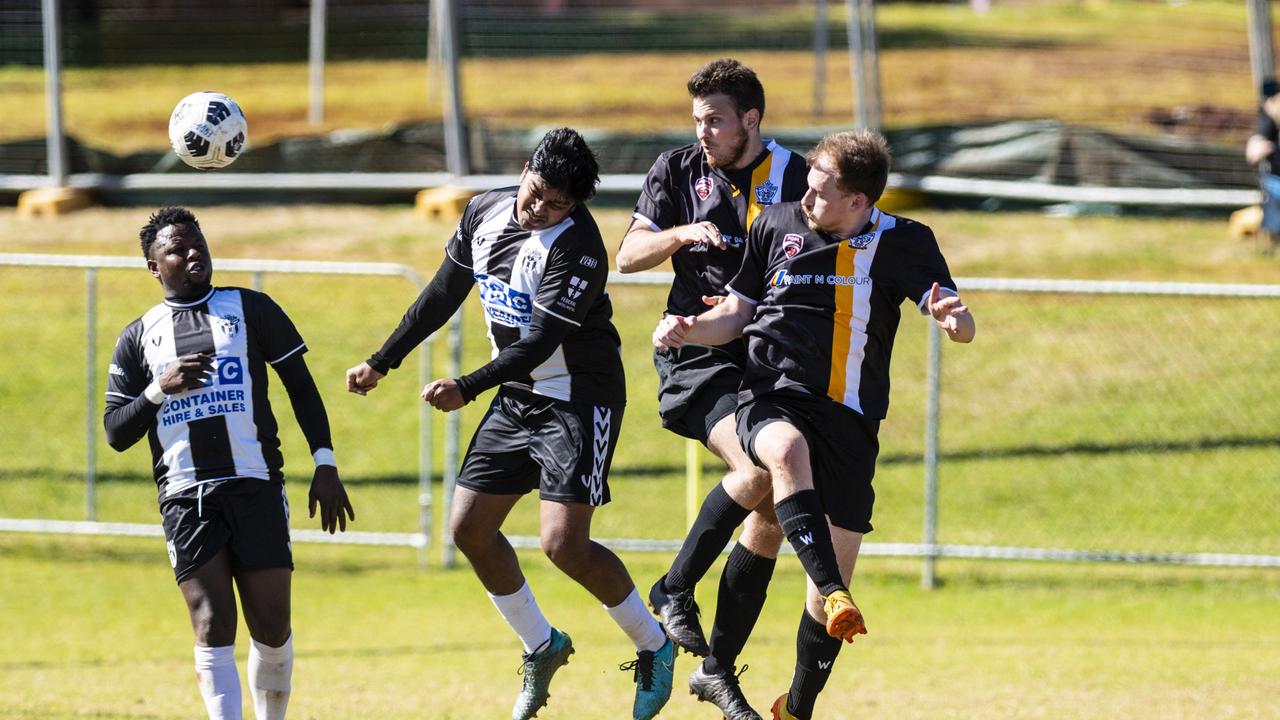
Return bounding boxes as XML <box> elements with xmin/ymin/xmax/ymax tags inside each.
<box><xmin>689</xmin><ymin>662</ymin><xmax>762</xmax><ymax>720</ymax></box>
<box><xmin>648</xmin><ymin>574</ymin><xmax>710</xmax><ymax>657</ymax></box>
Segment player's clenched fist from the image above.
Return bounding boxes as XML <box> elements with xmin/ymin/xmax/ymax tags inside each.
<box><xmin>346</xmin><ymin>361</ymin><xmax>385</xmax><ymax>396</ymax></box>
<box><xmin>157</xmin><ymin>352</ymin><xmax>215</xmax><ymax>394</ymax></box>
<box><xmin>652</xmin><ymin>314</ymin><xmax>695</xmax><ymax>351</ymax></box>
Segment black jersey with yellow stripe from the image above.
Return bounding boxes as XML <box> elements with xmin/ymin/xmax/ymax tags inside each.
<box><xmin>632</xmin><ymin>140</ymin><xmax>809</xmax><ymax>319</ymax></box>
<box><xmin>727</xmin><ymin>202</ymin><xmax>957</xmax><ymax>419</ymax></box>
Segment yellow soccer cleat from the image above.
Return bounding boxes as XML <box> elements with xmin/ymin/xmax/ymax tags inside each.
<box><xmin>822</xmin><ymin>589</ymin><xmax>867</xmax><ymax>643</ymax></box>
<box><xmin>771</xmin><ymin>693</ymin><xmax>798</xmax><ymax>720</ymax></box>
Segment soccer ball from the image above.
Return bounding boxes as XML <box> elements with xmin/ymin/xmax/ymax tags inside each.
<box><xmin>168</xmin><ymin>91</ymin><xmax>248</xmax><ymax>169</ymax></box>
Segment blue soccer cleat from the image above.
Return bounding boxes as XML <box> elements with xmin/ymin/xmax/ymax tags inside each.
<box><xmin>512</xmin><ymin>627</ymin><xmax>574</xmax><ymax>720</ymax></box>
<box><xmin>622</xmin><ymin>636</ymin><xmax>675</xmax><ymax>720</ymax></box>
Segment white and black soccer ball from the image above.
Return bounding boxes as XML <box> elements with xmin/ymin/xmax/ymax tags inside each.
<box><xmin>168</xmin><ymin>91</ymin><xmax>248</xmax><ymax>169</ymax></box>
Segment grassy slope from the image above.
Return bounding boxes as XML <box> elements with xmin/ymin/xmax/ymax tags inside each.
<box><xmin>0</xmin><ymin>0</ymin><xmax>1258</xmax><ymax>152</ymax></box>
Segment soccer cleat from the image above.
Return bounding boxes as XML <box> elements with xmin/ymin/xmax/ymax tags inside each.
<box><xmin>822</xmin><ymin>588</ymin><xmax>867</xmax><ymax>643</ymax></box>
<box><xmin>689</xmin><ymin>662</ymin><xmax>762</xmax><ymax>720</ymax></box>
<box><xmin>771</xmin><ymin>693</ymin><xmax>799</xmax><ymax>720</ymax></box>
<box><xmin>648</xmin><ymin>575</ymin><xmax>710</xmax><ymax>656</ymax></box>
<box><xmin>512</xmin><ymin>628</ymin><xmax>574</xmax><ymax>720</ymax></box>
<box><xmin>621</xmin><ymin>637</ymin><xmax>675</xmax><ymax>720</ymax></box>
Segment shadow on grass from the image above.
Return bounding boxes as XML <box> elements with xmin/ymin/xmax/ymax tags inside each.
<box><xmin>5</xmin><ymin>433</ymin><xmax>1278</xmax><ymax>486</ymax></box>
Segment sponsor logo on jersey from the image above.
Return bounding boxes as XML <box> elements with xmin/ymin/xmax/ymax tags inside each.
<box><xmin>215</xmin><ymin>357</ymin><xmax>244</xmax><ymax>385</ymax></box>
<box><xmin>783</xmin><ymin>233</ymin><xmax>804</xmax><ymax>257</ymax></box>
<box><xmin>579</xmin><ymin>255</ymin><xmax>598</xmax><ymax>269</ymax></box>
<box><xmin>772</xmin><ymin>272</ymin><xmax>872</xmax><ymax>287</ymax></box>
<box><xmin>108</xmin><ymin>363</ymin><xmax>126</xmax><ymax>377</ymax></box>
<box><xmin>754</xmin><ymin>180</ymin><xmax>779</xmax><ymax>205</ymax></box>
<box><xmin>474</xmin><ymin>273</ymin><xmax>532</xmax><ymax>327</ymax></box>
<box><xmin>694</xmin><ymin>176</ymin><xmax>714</xmax><ymax>201</ymax></box>
<box><xmin>160</xmin><ymin>387</ymin><xmax>249</xmax><ymax>426</ymax></box>
<box><xmin>213</xmin><ymin>314</ymin><xmax>240</xmax><ymax>338</ymax></box>
<box><xmin>566</xmin><ymin>276</ymin><xmax>589</xmax><ymax>300</ymax></box>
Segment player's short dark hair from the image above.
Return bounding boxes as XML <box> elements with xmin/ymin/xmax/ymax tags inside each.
<box><xmin>806</xmin><ymin>130</ymin><xmax>892</xmax><ymax>203</ymax></box>
<box><xmin>527</xmin><ymin>127</ymin><xmax>599</xmax><ymax>203</ymax></box>
<box><xmin>687</xmin><ymin>58</ymin><xmax>766</xmax><ymax>120</ymax></box>
<box><xmin>139</xmin><ymin>207</ymin><xmax>201</xmax><ymax>259</ymax></box>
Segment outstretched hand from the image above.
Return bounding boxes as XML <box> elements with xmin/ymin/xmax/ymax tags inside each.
<box><xmin>308</xmin><ymin>465</ymin><xmax>354</xmax><ymax>533</ymax></box>
<box><xmin>926</xmin><ymin>282</ymin><xmax>974</xmax><ymax>341</ymax></box>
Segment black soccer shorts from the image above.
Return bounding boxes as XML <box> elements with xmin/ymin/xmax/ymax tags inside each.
<box><xmin>737</xmin><ymin>389</ymin><xmax>881</xmax><ymax>533</ymax></box>
<box><xmin>159</xmin><ymin>477</ymin><xmax>293</xmax><ymax>583</ymax></box>
<box><xmin>653</xmin><ymin>341</ymin><xmax>745</xmax><ymax>444</ymax></box>
<box><xmin>457</xmin><ymin>387</ymin><xmax>624</xmax><ymax>506</ymax></box>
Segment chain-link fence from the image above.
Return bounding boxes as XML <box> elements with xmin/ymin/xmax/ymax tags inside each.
<box><xmin>2</xmin><ymin>255</ymin><xmax>1276</xmax><ymax>579</ymax></box>
<box><xmin>1</xmin><ymin>0</ymin><xmax>1269</xmax><ymax>202</ymax></box>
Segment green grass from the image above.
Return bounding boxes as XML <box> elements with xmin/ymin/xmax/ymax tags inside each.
<box><xmin>1</xmin><ymin>535</ymin><xmax>1277</xmax><ymax>719</ymax></box>
<box><xmin>0</xmin><ymin>0</ymin><xmax>1259</xmax><ymax>153</ymax></box>
<box><xmin>2</xmin><ymin>204</ymin><xmax>1279</xmax><ymax>717</ymax></box>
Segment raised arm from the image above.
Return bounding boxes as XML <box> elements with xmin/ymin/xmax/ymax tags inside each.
<box><xmin>617</xmin><ymin>218</ymin><xmax>728</xmax><ymax>273</ymax></box>
<box><xmin>347</xmin><ymin>256</ymin><xmax>473</xmax><ymax>395</ymax></box>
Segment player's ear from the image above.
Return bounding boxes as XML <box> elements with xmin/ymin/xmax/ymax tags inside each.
<box><xmin>743</xmin><ymin>109</ymin><xmax>760</xmax><ymax>130</ymax></box>
<box><xmin>147</xmin><ymin>259</ymin><xmax>160</xmax><ymax>279</ymax></box>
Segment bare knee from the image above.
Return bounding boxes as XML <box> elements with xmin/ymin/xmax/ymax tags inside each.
<box><xmin>755</xmin><ymin>432</ymin><xmax>807</xmax><ymax>476</ymax></box>
<box><xmin>450</xmin><ymin>514</ymin><xmax>494</xmax><ymax>558</ymax></box>
<box><xmin>541</xmin><ymin>534</ymin><xmax>591</xmax><ymax>577</ymax></box>
<box><xmin>187</xmin><ymin>593</ymin><xmax>237</xmax><ymax>647</ymax></box>
<box><xmin>722</xmin><ymin>465</ymin><xmax>772</xmax><ymax>508</ymax></box>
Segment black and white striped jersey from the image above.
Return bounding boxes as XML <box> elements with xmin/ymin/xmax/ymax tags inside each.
<box><xmin>105</xmin><ymin>287</ymin><xmax>307</xmax><ymax>495</ymax></box>
<box><xmin>448</xmin><ymin>188</ymin><xmax>625</xmax><ymax>403</ymax></box>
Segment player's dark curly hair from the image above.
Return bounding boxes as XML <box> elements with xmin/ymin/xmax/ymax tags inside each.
<box><xmin>139</xmin><ymin>207</ymin><xmax>201</xmax><ymax>259</ymax></box>
<box><xmin>527</xmin><ymin>127</ymin><xmax>600</xmax><ymax>203</ymax></box>
<box><xmin>687</xmin><ymin>58</ymin><xmax>766</xmax><ymax>120</ymax></box>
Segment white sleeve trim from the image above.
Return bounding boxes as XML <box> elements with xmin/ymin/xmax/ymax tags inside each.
<box><xmin>268</xmin><ymin>343</ymin><xmax>307</xmax><ymax>365</ymax></box>
<box><xmin>445</xmin><ymin>246</ymin><xmax>473</xmax><ymax>269</ymax></box>
<box><xmin>106</xmin><ymin>390</ymin><xmax>139</xmax><ymax>401</ymax></box>
<box><xmin>143</xmin><ymin>381</ymin><xmax>165</xmax><ymax>404</ymax></box>
<box><xmin>313</xmin><ymin>448</ymin><xmax>336</xmax><ymax>468</ymax></box>
<box><xmin>916</xmin><ymin>286</ymin><xmax>958</xmax><ymax>315</ymax></box>
<box><xmin>631</xmin><ymin>211</ymin><xmax>662</xmax><ymax>232</ymax></box>
<box><xmin>534</xmin><ymin>302</ymin><xmax>582</xmax><ymax>326</ymax></box>
<box><xmin>726</xmin><ymin>285</ymin><xmax>759</xmax><ymax>306</ymax></box>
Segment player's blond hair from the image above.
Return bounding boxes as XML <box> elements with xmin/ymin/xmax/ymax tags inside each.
<box><xmin>806</xmin><ymin>130</ymin><xmax>891</xmax><ymax>203</ymax></box>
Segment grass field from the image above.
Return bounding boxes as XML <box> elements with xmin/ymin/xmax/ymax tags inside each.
<box><xmin>0</xmin><ymin>0</ymin><xmax>1259</xmax><ymax>153</ymax></box>
<box><xmin>2</xmin><ymin>204</ymin><xmax>1279</xmax><ymax>718</ymax></box>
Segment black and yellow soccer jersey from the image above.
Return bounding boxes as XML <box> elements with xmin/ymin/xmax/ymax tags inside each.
<box><xmin>727</xmin><ymin>202</ymin><xmax>957</xmax><ymax>419</ymax></box>
<box><xmin>632</xmin><ymin>140</ymin><xmax>809</xmax><ymax>319</ymax></box>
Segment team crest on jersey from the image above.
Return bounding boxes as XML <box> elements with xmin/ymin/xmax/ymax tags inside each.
<box><xmin>694</xmin><ymin>176</ymin><xmax>714</xmax><ymax>201</ymax></box>
<box><xmin>848</xmin><ymin>232</ymin><xmax>876</xmax><ymax>249</ymax></box>
<box><xmin>754</xmin><ymin>180</ymin><xmax>779</xmax><ymax>205</ymax></box>
<box><xmin>214</xmin><ymin>315</ymin><xmax>241</xmax><ymax>338</ymax></box>
<box><xmin>521</xmin><ymin>250</ymin><xmax>543</xmax><ymax>273</ymax></box>
<box><xmin>783</xmin><ymin>233</ymin><xmax>804</xmax><ymax>257</ymax></box>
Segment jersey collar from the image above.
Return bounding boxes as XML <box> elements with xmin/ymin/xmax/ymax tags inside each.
<box><xmin>164</xmin><ymin>286</ymin><xmax>216</xmax><ymax>308</ymax></box>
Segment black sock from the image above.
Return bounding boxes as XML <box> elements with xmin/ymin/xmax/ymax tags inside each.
<box><xmin>774</xmin><ymin>490</ymin><xmax>844</xmax><ymax>596</ymax></box>
<box><xmin>706</xmin><ymin>543</ymin><xmax>776</xmax><ymax>672</ymax></box>
<box><xmin>787</xmin><ymin>610</ymin><xmax>843</xmax><ymax>719</ymax></box>
<box><xmin>666</xmin><ymin>484</ymin><xmax>752</xmax><ymax>592</ymax></box>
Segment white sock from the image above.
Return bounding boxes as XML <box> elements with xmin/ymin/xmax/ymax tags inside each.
<box><xmin>489</xmin><ymin>582</ymin><xmax>554</xmax><ymax>653</ymax></box>
<box><xmin>605</xmin><ymin>588</ymin><xmax>667</xmax><ymax>652</ymax></box>
<box><xmin>248</xmin><ymin>635</ymin><xmax>293</xmax><ymax>720</ymax></box>
<box><xmin>194</xmin><ymin>644</ymin><xmax>242</xmax><ymax>720</ymax></box>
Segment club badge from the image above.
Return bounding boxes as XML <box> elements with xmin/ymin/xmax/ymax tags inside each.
<box><xmin>754</xmin><ymin>180</ymin><xmax>779</xmax><ymax>205</ymax></box>
<box><xmin>694</xmin><ymin>176</ymin><xmax>714</xmax><ymax>201</ymax></box>
<box><xmin>783</xmin><ymin>233</ymin><xmax>805</xmax><ymax>258</ymax></box>
<box><xmin>848</xmin><ymin>232</ymin><xmax>876</xmax><ymax>249</ymax></box>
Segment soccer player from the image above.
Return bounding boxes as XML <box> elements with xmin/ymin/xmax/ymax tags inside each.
<box><xmin>617</xmin><ymin>57</ymin><xmax>808</xmax><ymax>720</ymax></box>
<box><xmin>652</xmin><ymin>129</ymin><xmax>976</xmax><ymax>720</ymax></box>
<box><xmin>345</xmin><ymin>128</ymin><xmax>674</xmax><ymax>720</ymax></box>
<box><xmin>103</xmin><ymin>207</ymin><xmax>355</xmax><ymax>720</ymax></box>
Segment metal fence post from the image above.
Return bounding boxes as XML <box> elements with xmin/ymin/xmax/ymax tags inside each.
<box><xmin>922</xmin><ymin>322</ymin><xmax>941</xmax><ymax>589</ymax></box>
<box><xmin>418</xmin><ymin>327</ymin><xmax>434</xmax><ymax>569</ymax></box>
<box><xmin>42</xmin><ymin>0</ymin><xmax>67</xmax><ymax>187</ymax></box>
<box><xmin>441</xmin><ymin>309</ymin><xmax>463</xmax><ymax>568</ymax></box>
<box><xmin>84</xmin><ymin>268</ymin><xmax>98</xmax><ymax>520</ymax></box>
<box><xmin>308</xmin><ymin>0</ymin><xmax>326</xmax><ymax>126</ymax></box>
